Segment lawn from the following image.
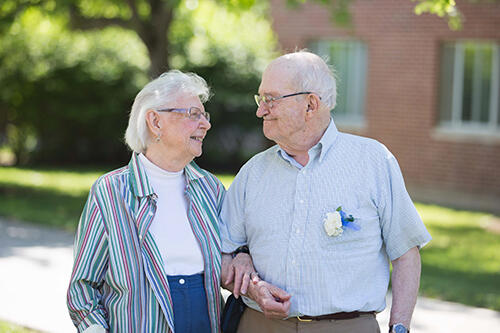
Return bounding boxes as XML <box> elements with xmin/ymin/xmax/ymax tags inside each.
<box><xmin>1</xmin><ymin>166</ymin><xmax>499</xmax><ymax>311</ymax></box>
<box><xmin>0</xmin><ymin>320</ymin><xmax>39</xmax><ymax>333</ymax></box>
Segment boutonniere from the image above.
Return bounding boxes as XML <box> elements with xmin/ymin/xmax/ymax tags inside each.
<box><xmin>323</xmin><ymin>206</ymin><xmax>361</xmax><ymax>237</ymax></box>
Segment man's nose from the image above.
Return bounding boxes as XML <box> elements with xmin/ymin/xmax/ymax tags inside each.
<box><xmin>256</xmin><ymin>104</ymin><xmax>269</xmax><ymax>118</ymax></box>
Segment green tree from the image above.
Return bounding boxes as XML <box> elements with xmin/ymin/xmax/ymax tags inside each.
<box><xmin>0</xmin><ymin>1</ymin><xmax>277</xmax><ymax>167</ymax></box>
<box><xmin>0</xmin><ymin>0</ymin><xmax>258</xmax><ymax>77</ymax></box>
<box><xmin>0</xmin><ymin>0</ymin><xmax>477</xmax><ymax>79</ymax></box>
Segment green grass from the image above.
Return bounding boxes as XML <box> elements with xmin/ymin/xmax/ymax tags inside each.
<box><xmin>0</xmin><ymin>321</ymin><xmax>39</xmax><ymax>333</ymax></box>
<box><xmin>0</xmin><ymin>166</ymin><xmax>106</xmax><ymax>230</ymax></box>
<box><xmin>415</xmin><ymin>203</ymin><xmax>500</xmax><ymax>311</ymax></box>
<box><xmin>1</xmin><ymin>166</ymin><xmax>500</xmax><ymax>311</ymax></box>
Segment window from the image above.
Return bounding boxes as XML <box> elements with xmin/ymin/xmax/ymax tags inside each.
<box><xmin>310</xmin><ymin>40</ymin><xmax>368</xmax><ymax>126</ymax></box>
<box><xmin>439</xmin><ymin>41</ymin><xmax>500</xmax><ymax>132</ymax></box>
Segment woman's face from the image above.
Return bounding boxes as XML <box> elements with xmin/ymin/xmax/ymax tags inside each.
<box><xmin>155</xmin><ymin>95</ymin><xmax>211</xmax><ymax>162</ymax></box>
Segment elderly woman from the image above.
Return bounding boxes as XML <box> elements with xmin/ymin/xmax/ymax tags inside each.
<box><xmin>67</xmin><ymin>70</ymin><xmax>250</xmax><ymax>333</ymax></box>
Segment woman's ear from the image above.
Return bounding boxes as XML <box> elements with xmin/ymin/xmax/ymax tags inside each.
<box><xmin>145</xmin><ymin>109</ymin><xmax>161</xmax><ymax>135</ymax></box>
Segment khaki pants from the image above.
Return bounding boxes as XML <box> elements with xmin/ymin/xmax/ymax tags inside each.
<box><xmin>237</xmin><ymin>308</ymin><xmax>381</xmax><ymax>333</ymax></box>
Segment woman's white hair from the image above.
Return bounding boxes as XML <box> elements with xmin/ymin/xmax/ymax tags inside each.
<box><xmin>125</xmin><ymin>70</ymin><xmax>210</xmax><ymax>153</ymax></box>
<box><xmin>277</xmin><ymin>51</ymin><xmax>337</xmax><ymax>111</ymax></box>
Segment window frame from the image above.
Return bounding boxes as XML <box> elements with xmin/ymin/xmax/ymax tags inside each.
<box><xmin>310</xmin><ymin>39</ymin><xmax>368</xmax><ymax>128</ymax></box>
<box><xmin>438</xmin><ymin>40</ymin><xmax>500</xmax><ymax>134</ymax></box>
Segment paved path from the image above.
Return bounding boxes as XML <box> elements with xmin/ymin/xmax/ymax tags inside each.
<box><xmin>1</xmin><ymin>218</ymin><xmax>499</xmax><ymax>332</ymax></box>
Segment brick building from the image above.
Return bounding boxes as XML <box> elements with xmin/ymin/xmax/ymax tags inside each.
<box><xmin>269</xmin><ymin>0</ymin><xmax>500</xmax><ymax>213</ymax></box>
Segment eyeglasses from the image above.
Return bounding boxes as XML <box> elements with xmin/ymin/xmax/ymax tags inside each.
<box><xmin>156</xmin><ymin>106</ymin><xmax>210</xmax><ymax>122</ymax></box>
<box><xmin>254</xmin><ymin>91</ymin><xmax>319</xmax><ymax>108</ymax></box>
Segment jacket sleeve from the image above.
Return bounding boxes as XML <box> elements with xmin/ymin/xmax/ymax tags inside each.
<box><xmin>67</xmin><ymin>186</ymin><xmax>110</xmax><ymax>332</ymax></box>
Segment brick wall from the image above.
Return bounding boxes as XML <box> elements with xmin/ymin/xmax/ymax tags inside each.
<box><xmin>270</xmin><ymin>0</ymin><xmax>500</xmax><ymax>212</ymax></box>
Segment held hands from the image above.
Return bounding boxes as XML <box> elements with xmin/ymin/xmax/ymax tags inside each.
<box><xmin>247</xmin><ymin>279</ymin><xmax>291</xmax><ymax>319</ymax></box>
<box><xmin>222</xmin><ymin>252</ymin><xmax>292</xmax><ymax>319</ymax></box>
<box><xmin>223</xmin><ymin>253</ymin><xmax>259</xmax><ymax>298</ymax></box>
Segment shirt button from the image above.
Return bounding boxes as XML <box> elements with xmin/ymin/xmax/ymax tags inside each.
<box><xmin>296</xmin><ymin>228</ymin><xmax>300</xmax><ymax>234</ymax></box>
<box><xmin>302</xmin><ymin>170</ymin><xmax>307</xmax><ymax>175</ymax></box>
<box><xmin>291</xmin><ymin>259</ymin><xmax>296</xmax><ymax>265</ymax></box>
<box><xmin>179</xmin><ymin>279</ymin><xmax>185</xmax><ymax>285</ymax></box>
<box><xmin>300</xmin><ymin>200</ymin><xmax>304</xmax><ymax>204</ymax></box>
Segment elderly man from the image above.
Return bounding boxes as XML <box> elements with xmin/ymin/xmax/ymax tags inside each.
<box><xmin>220</xmin><ymin>51</ymin><xmax>431</xmax><ymax>333</ymax></box>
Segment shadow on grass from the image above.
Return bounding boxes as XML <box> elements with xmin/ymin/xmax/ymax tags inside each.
<box><xmin>0</xmin><ymin>185</ymin><xmax>85</xmax><ymax>231</ymax></box>
<box><xmin>420</xmin><ymin>223</ymin><xmax>500</xmax><ymax>311</ymax></box>
<box><xmin>421</xmin><ymin>262</ymin><xmax>500</xmax><ymax>311</ymax></box>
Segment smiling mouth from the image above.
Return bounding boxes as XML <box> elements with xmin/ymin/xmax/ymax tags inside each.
<box><xmin>190</xmin><ymin>136</ymin><xmax>204</xmax><ymax>143</ymax></box>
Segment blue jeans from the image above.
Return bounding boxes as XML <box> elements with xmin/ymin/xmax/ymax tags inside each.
<box><xmin>167</xmin><ymin>273</ymin><xmax>211</xmax><ymax>333</ymax></box>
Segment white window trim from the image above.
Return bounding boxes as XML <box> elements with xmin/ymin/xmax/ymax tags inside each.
<box><xmin>434</xmin><ymin>123</ymin><xmax>500</xmax><ymax>144</ymax></box>
<box><xmin>443</xmin><ymin>41</ymin><xmax>500</xmax><ymax>132</ymax></box>
<box><xmin>311</xmin><ymin>39</ymin><xmax>367</xmax><ymax>127</ymax></box>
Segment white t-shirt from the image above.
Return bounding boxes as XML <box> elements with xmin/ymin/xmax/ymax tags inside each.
<box><xmin>138</xmin><ymin>154</ymin><xmax>204</xmax><ymax>275</ymax></box>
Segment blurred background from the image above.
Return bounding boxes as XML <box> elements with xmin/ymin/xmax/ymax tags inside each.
<box><xmin>0</xmin><ymin>0</ymin><xmax>499</xmax><ymax>332</ymax></box>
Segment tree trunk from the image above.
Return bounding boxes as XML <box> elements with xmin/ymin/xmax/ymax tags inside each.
<box><xmin>146</xmin><ymin>34</ymin><xmax>169</xmax><ymax>78</ymax></box>
<box><xmin>142</xmin><ymin>3</ymin><xmax>173</xmax><ymax>78</ymax></box>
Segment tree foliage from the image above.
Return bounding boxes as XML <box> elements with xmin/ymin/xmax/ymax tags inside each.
<box><xmin>0</xmin><ymin>1</ymin><xmax>277</xmax><ymax>168</ymax></box>
<box><xmin>0</xmin><ymin>9</ymin><xmax>148</xmax><ymax>165</ymax></box>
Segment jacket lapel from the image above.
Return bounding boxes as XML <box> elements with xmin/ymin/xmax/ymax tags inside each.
<box><xmin>129</xmin><ymin>154</ymin><xmax>175</xmax><ymax>332</ymax></box>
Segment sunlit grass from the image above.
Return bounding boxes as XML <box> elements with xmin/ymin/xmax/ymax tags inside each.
<box><xmin>0</xmin><ymin>167</ymin><xmax>104</xmax><ymax>196</ymax></box>
<box><xmin>0</xmin><ymin>166</ymin><xmax>106</xmax><ymax>229</ymax></box>
<box><xmin>0</xmin><ymin>320</ymin><xmax>39</xmax><ymax>333</ymax></box>
<box><xmin>415</xmin><ymin>203</ymin><xmax>500</xmax><ymax>310</ymax></box>
<box><xmin>1</xmin><ymin>166</ymin><xmax>500</xmax><ymax>311</ymax></box>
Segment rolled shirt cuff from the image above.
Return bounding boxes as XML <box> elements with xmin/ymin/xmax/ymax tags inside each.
<box><xmin>82</xmin><ymin>324</ymin><xmax>107</xmax><ymax>333</ymax></box>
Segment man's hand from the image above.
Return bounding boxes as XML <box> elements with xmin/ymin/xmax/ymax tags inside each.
<box><xmin>221</xmin><ymin>253</ymin><xmax>258</xmax><ymax>298</ymax></box>
<box><xmin>247</xmin><ymin>279</ymin><xmax>291</xmax><ymax>319</ymax></box>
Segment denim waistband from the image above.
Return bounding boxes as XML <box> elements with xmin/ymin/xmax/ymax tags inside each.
<box><xmin>167</xmin><ymin>273</ymin><xmax>204</xmax><ymax>289</ymax></box>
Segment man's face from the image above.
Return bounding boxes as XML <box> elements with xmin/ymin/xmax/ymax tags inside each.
<box><xmin>256</xmin><ymin>63</ymin><xmax>308</xmax><ymax>145</ymax></box>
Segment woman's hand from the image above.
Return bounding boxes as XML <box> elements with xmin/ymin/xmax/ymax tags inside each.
<box><xmin>223</xmin><ymin>253</ymin><xmax>259</xmax><ymax>298</ymax></box>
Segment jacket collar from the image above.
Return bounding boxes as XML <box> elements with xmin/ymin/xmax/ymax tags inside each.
<box><xmin>128</xmin><ymin>153</ymin><xmax>155</xmax><ymax>198</ymax></box>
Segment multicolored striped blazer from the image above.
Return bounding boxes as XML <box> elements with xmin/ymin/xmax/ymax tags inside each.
<box><xmin>67</xmin><ymin>153</ymin><xmax>224</xmax><ymax>332</ymax></box>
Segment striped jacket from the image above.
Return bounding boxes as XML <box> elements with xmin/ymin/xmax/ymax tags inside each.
<box><xmin>67</xmin><ymin>154</ymin><xmax>224</xmax><ymax>332</ymax></box>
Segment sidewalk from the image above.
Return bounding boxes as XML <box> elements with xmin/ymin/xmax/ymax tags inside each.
<box><xmin>1</xmin><ymin>218</ymin><xmax>499</xmax><ymax>332</ymax></box>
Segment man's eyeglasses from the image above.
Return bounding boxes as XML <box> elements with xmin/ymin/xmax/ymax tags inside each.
<box><xmin>156</xmin><ymin>106</ymin><xmax>210</xmax><ymax>122</ymax></box>
<box><xmin>254</xmin><ymin>91</ymin><xmax>319</xmax><ymax>108</ymax></box>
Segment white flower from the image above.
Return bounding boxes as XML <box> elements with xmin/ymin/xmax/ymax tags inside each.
<box><xmin>324</xmin><ymin>211</ymin><xmax>343</xmax><ymax>237</ymax></box>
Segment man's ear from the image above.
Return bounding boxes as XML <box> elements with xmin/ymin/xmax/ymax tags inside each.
<box><xmin>145</xmin><ymin>110</ymin><xmax>161</xmax><ymax>135</ymax></box>
<box><xmin>305</xmin><ymin>94</ymin><xmax>321</xmax><ymax>117</ymax></box>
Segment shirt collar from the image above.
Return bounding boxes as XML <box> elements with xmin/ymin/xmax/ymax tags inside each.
<box><xmin>129</xmin><ymin>153</ymin><xmax>205</xmax><ymax>197</ymax></box>
<box><xmin>276</xmin><ymin>117</ymin><xmax>339</xmax><ymax>167</ymax></box>
<box><xmin>316</xmin><ymin>117</ymin><xmax>339</xmax><ymax>163</ymax></box>
<box><xmin>129</xmin><ymin>153</ymin><xmax>155</xmax><ymax>197</ymax></box>
<box><xmin>184</xmin><ymin>161</ymin><xmax>206</xmax><ymax>183</ymax></box>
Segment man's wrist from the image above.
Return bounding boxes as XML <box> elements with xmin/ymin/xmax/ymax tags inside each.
<box><xmin>389</xmin><ymin>323</ymin><xmax>409</xmax><ymax>333</ymax></box>
<box><xmin>231</xmin><ymin>245</ymin><xmax>250</xmax><ymax>258</ymax></box>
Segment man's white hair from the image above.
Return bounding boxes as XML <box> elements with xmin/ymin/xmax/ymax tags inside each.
<box><xmin>124</xmin><ymin>70</ymin><xmax>210</xmax><ymax>153</ymax></box>
<box><xmin>276</xmin><ymin>51</ymin><xmax>337</xmax><ymax>111</ymax></box>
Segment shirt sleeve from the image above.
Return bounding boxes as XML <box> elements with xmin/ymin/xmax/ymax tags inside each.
<box><xmin>67</xmin><ymin>185</ymin><xmax>110</xmax><ymax>332</ymax></box>
<box><xmin>378</xmin><ymin>150</ymin><xmax>432</xmax><ymax>261</ymax></box>
<box><xmin>82</xmin><ymin>324</ymin><xmax>107</xmax><ymax>333</ymax></box>
<box><xmin>219</xmin><ymin>164</ymin><xmax>250</xmax><ymax>253</ymax></box>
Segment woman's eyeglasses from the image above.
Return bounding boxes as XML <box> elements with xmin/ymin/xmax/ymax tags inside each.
<box><xmin>156</xmin><ymin>107</ymin><xmax>210</xmax><ymax>122</ymax></box>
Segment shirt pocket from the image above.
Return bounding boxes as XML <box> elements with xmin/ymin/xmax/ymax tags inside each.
<box><xmin>318</xmin><ymin>207</ymin><xmax>382</xmax><ymax>257</ymax></box>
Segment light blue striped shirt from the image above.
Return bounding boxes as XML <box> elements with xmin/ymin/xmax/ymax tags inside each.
<box><xmin>220</xmin><ymin>119</ymin><xmax>431</xmax><ymax>316</ymax></box>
